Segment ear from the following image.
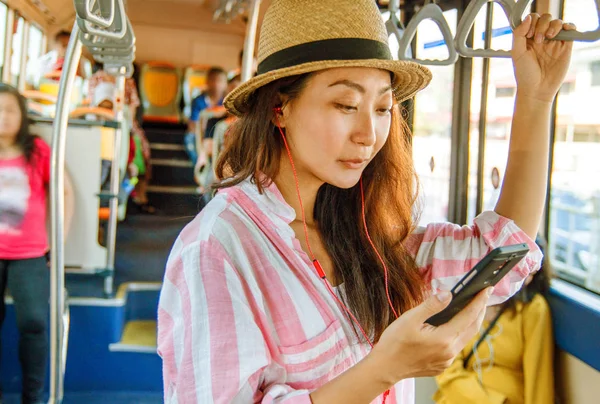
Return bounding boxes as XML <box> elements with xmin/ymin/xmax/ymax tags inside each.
<box><xmin>271</xmin><ymin>94</ymin><xmax>290</xmax><ymax>127</ymax></box>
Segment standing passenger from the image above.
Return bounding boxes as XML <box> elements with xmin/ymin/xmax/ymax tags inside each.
<box><xmin>0</xmin><ymin>84</ymin><xmax>74</xmax><ymax>404</ymax></box>
<box><xmin>158</xmin><ymin>1</ymin><xmax>573</xmax><ymax>402</ymax></box>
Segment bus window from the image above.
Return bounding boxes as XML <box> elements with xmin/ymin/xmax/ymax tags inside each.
<box><xmin>412</xmin><ymin>9</ymin><xmax>458</xmax><ymax>225</ymax></box>
<box><xmin>27</xmin><ymin>24</ymin><xmax>43</xmax><ymax>72</ymax></box>
<box><xmin>468</xmin><ymin>2</ymin><xmax>531</xmax><ymax>222</ymax></box>
<box><xmin>10</xmin><ymin>15</ymin><xmax>24</xmax><ymax>86</ymax></box>
<box><xmin>0</xmin><ymin>2</ymin><xmax>6</xmax><ymax>79</ymax></box>
<box><xmin>467</xmin><ymin>3</ymin><xmax>490</xmax><ymax>222</ymax></box>
<box><xmin>550</xmin><ymin>0</ymin><xmax>600</xmax><ymax>295</ymax></box>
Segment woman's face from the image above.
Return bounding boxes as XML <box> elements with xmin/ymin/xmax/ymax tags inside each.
<box><xmin>279</xmin><ymin>67</ymin><xmax>393</xmax><ymax>189</ymax></box>
<box><xmin>0</xmin><ymin>93</ymin><xmax>23</xmax><ymax>141</ymax></box>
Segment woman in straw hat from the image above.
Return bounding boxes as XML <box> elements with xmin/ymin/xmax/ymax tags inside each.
<box><xmin>158</xmin><ymin>1</ymin><xmax>573</xmax><ymax>402</ymax></box>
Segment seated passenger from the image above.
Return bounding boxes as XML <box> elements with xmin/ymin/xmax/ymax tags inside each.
<box><xmin>184</xmin><ymin>66</ymin><xmax>228</xmax><ymax>163</ymax></box>
<box><xmin>89</xmin><ymin>63</ymin><xmax>156</xmax><ymax>214</ymax></box>
<box><xmin>0</xmin><ymin>83</ymin><xmax>74</xmax><ymax>404</ymax></box>
<box><xmin>26</xmin><ymin>30</ymin><xmax>87</xmax><ymax>88</ymax></box>
<box><xmin>227</xmin><ymin>49</ymin><xmax>258</xmax><ymax>80</ymax></box>
<box><xmin>434</xmin><ymin>237</ymin><xmax>555</xmax><ymax>404</ymax></box>
<box><xmin>195</xmin><ymin>74</ymin><xmax>241</xmax><ymax>202</ymax></box>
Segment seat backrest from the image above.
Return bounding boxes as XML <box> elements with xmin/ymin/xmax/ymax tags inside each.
<box><xmin>183</xmin><ymin>64</ymin><xmax>211</xmax><ymax>120</ymax></box>
<box><xmin>139</xmin><ymin>61</ymin><xmax>182</xmax><ymax>124</ymax></box>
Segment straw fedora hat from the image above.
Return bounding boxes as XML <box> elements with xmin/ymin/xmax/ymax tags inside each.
<box><xmin>224</xmin><ymin>0</ymin><xmax>432</xmax><ymax>116</ymax></box>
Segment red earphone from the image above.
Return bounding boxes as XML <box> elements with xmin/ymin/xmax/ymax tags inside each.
<box><xmin>272</xmin><ymin>106</ymin><xmax>394</xmax><ymax>402</ymax></box>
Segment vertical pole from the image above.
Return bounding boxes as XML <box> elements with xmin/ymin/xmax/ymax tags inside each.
<box><xmin>2</xmin><ymin>9</ymin><xmax>14</xmax><ymax>83</ymax></box>
<box><xmin>104</xmin><ymin>70</ymin><xmax>125</xmax><ymax>297</ymax></box>
<box><xmin>241</xmin><ymin>0</ymin><xmax>261</xmax><ymax>83</ymax></box>
<box><xmin>475</xmin><ymin>3</ymin><xmax>494</xmax><ymax>216</ymax></box>
<box><xmin>18</xmin><ymin>20</ymin><xmax>29</xmax><ymax>92</ymax></box>
<box><xmin>49</xmin><ymin>22</ymin><xmax>82</xmax><ymax>404</ymax></box>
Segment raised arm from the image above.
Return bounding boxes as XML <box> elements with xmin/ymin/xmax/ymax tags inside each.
<box><xmin>495</xmin><ymin>14</ymin><xmax>573</xmax><ymax>239</ymax></box>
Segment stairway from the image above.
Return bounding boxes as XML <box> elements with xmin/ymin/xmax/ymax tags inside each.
<box><xmin>142</xmin><ymin>122</ymin><xmax>205</xmax><ymax>217</ymax></box>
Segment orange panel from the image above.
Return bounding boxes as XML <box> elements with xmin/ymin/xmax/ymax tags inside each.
<box><xmin>143</xmin><ymin>70</ymin><xmax>178</xmax><ymax>108</ymax></box>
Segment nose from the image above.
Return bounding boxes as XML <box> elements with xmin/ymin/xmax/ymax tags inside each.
<box><xmin>350</xmin><ymin>109</ymin><xmax>377</xmax><ymax>147</ymax></box>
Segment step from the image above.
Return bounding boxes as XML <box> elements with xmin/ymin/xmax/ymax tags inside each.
<box><xmin>149</xmin><ymin>164</ymin><xmax>196</xmax><ymax>187</ymax></box>
<box><xmin>147</xmin><ymin>190</ymin><xmax>205</xmax><ymax>217</ymax></box>
<box><xmin>109</xmin><ymin>320</ymin><xmax>157</xmax><ymax>354</ymax></box>
<box><xmin>144</xmin><ymin>130</ymin><xmax>186</xmax><ymax>144</ymax></box>
<box><xmin>150</xmin><ymin>158</ymin><xmax>193</xmax><ymax>168</ymax></box>
<box><xmin>150</xmin><ymin>143</ymin><xmax>189</xmax><ymax>160</ymax></box>
<box><xmin>147</xmin><ymin>185</ymin><xmax>200</xmax><ymax>195</ymax></box>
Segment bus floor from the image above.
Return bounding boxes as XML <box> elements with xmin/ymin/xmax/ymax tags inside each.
<box><xmin>1</xmin><ymin>210</ymin><xmax>194</xmax><ymax>400</ymax></box>
<box><xmin>1</xmin><ymin>391</ymin><xmax>162</xmax><ymax>404</ymax></box>
<box><xmin>66</xmin><ymin>212</ymin><xmax>191</xmax><ymax>298</ymax></box>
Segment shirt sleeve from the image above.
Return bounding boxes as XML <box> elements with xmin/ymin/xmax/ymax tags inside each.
<box><xmin>405</xmin><ymin>211</ymin><xmax>543</xmax><ymax>305</ymax></box>
<box><xmin>523</xmin><ymin>295</ymin><xmax>555</xmax><ymax>404</ymax></box>
<box><xmin>190</xmin><ymin>96</ymin><xmax>203</xmax><ymax>122</ymax></box>
<box><xmin>434</xmin><ymin>349</ymin><xmax>507</xmax><ymax>404</ymax></box>
<box><xmin>157</xmin><ymin>230</ymin><xmax>312</xmax><ymax>404</ymax></box>
<box><xmin>34</xmin><ymin>137</ymin><xmax>51</xmax><ymax>186</ymax></box>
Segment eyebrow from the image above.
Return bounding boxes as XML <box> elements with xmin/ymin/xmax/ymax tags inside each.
<box><xmin>328</xmin><ymin>79</ymin><xmax>392</xmax><ymax>95</ymax></box>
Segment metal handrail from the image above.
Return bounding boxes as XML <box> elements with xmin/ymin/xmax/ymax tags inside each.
<box><xmin>79</xmin><ymin>18</ymin><xmax>135</xmax><ymax>49</ymax></box>
<box><xmin>510</xmin><ymin>0</ymin><xmax>600</xmax><ymax>42</ymax></box>
<box><xmin>49</xmin><ymin>21</ymin><xmax>83</xmax><ymax>404</ymax></box>
<box><xmin>241</xmin><ymin>0</ymin><xmax>261</xmax><ymax>83</ymax></box>
<box><xmin>104</xmin><ymin>72</ymin><xmax>126</xmax><ymax>297</ymax></box>
<box><xmin>77</xmin><ymin>0</ymin><xmax>127</xmax><ymax>40</ymax></box>
<box><xmin>385</xmin><ymin>0</ymin><xmax>405</xmax><ymax>58</ymax></box>
<box><xmin>397</xmin><ymin>0</ymin><xmax>458</xmax><ymax>66</ymax></box>
<box><xmin>455</xmin><ymin>0</ymin><xmax>516</xmax><ymax>58</ymax></box>
<box><xmin>74</xmin><ymin>0</ymin><xmax>115</xmax><ymax>29</ymax></box>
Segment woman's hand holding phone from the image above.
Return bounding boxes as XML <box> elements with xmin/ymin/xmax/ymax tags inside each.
<box><xmin>370</xmin><ymin>287</ymin><xmax>493</xmax><ymax>386</ymax></box>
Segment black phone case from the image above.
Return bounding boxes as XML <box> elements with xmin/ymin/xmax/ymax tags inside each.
<box><xmin>425</xmin><ymin>243</ymin><xmax>530</xmax><ymax>326</ymax></box>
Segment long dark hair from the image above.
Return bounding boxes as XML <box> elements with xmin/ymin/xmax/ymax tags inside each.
<box><xmin>0</xmin><ymin>83</ymin><xmax>37</xmax><ymax>163</ymax></box>
<box><xmin>215</xmin><ymin>74</ymin><xmax>426</xmax><ymax>343</ymax></box>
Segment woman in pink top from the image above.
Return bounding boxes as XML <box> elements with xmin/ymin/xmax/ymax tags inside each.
<box><xmin>158</xmin><ymin>1</ymin><xmax>573</xmax><ymax>403</ymax></box>
<box><xmin>0</xmin><ymin>84</ymin><xmax>74</xmax><ymax>404</ymax></box>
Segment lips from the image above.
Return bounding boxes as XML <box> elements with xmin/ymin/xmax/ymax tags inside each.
<box><xmin>338</xmin><ymin>158</ymin><xmax>369</xmax><ymax>169</ymax></box>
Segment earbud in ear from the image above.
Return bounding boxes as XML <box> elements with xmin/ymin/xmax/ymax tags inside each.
<box><xmin>273</xmin><ymin>107</ymin><xmax>282</xmax><ymax>115</ymax></box>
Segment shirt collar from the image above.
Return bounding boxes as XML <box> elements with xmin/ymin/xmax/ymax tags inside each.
<box><xmin>237</xmin><ymin>176</ymin><xmax>297</xmax><ymax>224</ymax></box>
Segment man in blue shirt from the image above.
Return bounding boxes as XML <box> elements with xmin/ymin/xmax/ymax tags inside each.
<box><xmin>184</xmin><ymin>67</ymin><xmax>228</xmax><ymax>163</ymax></box>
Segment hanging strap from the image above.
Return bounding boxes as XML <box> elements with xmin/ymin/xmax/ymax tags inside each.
<box><xmin>463</xmin><ymin>304</ymin><xmax>508</xmax><ymax>368</ymax></box>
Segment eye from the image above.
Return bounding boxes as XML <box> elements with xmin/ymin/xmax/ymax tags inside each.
<box><xmin>335</xmin><ymin>103</ymin><xmax>358</xmax><ymax>112</ymax></box>
<box><xmin>377</xmin><ymin>106</ymin><xmax>393</xmax><ymax>115</ymax></box>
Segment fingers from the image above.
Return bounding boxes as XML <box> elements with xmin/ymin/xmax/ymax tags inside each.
<box><xmin>436</xmin><ymin>288</ymin><xmax>492</xmax><ymax>339</ymax></box>
<box><xmin>513</xmin><ymin>14</ymin><xmax>533</xmax><ymax>54</ymax></box>
<box><xmin>527</xmin><ymin>13</ymin><xmax>540</xmax><ymax>39</ymax></box>
<box><xmin>534</xmin><ymin>13</ymin><xmax>553</xmax><ymax>44</ymax></box>
<box><xmin>406</xmin><ymin>291</ymin><xmax>452</xmax><ymax>324</ymax></box>
<box><xmin>514</xmin><ymin>14</ymin><xmax>533</xmax><ymax>38</ymax></box>
<box><xmin>563</xmin><ymin>22</ymin><xmax>577</xmax><ymax>32</ymax></box>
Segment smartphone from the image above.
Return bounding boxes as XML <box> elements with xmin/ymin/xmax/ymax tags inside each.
<box><xmin>425</xmin><ymin>243</ymin><xmax>530</xmax><ymax>326</ymax></box>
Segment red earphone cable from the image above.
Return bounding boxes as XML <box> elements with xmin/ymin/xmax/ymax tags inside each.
<box><xmin>360</xmin><ymin>178</ymin><xmax>399</xmax><ymax>320</ymax></box>
<box><xmin>274</xmin><ymin>109</ymin><xmax>392</xmax><ymax>402</ymax></box>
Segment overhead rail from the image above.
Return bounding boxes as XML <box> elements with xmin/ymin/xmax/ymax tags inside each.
<box><xmin>454</xmin><ymin>0</ymin><xmax>516</xmax><ymax>58</ymax></box>
<box><xmin>213</xmin><ymin>0</ymin><xmax>248</xmax><ymax>23</ymax></box>
<box><xmin>386</xmin><ymin>0</ymin><xmax>600</xmax><ymax>61</ymax></box>
<box><xmin>74</xmin><ymin>0</ymin><xmax>115</xmax><ymax>29</ymax></box>
<box><xmin>397</xmin><ymin>0</ymin><xmax>458</xmax><ymax>66</ymax></box>
<box><xmin>385</xmin><ymin>0</ymin><xmax>406</xmax><ymax>58</ymax></box>
<box><xmin>510</xmin><ymin>0</ymin><xmax>600</xmax><ymax>42</ymax></box>
<box><xmin>76</xmin><ymin>0</ymin><xmax>128</xmax><ymax>40</ymax></box>
<box><xmin>49</xmin><ymin>1</ymin><xmax>135</xmax><ymax>402</ymax></box>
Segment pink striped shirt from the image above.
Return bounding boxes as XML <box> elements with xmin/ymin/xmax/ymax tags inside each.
<box><xmin>158</xmin><ymin>178</ymin><xmax>542</xmax><ymax>403</ymax></box>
